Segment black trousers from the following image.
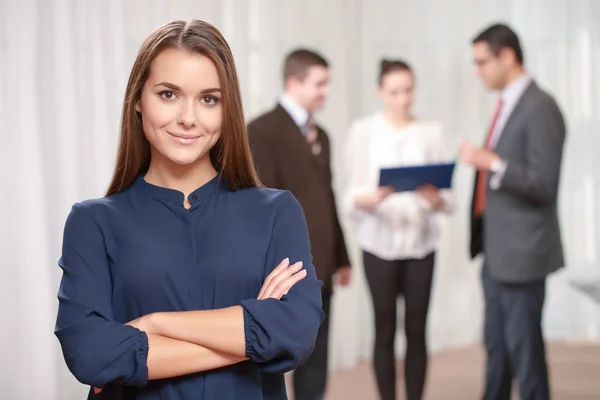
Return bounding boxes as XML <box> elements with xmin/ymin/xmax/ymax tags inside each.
<box><xmin>481</xmin><ymin>266</ymin><xmax>549</xmax><ymax>400</ymax></box>
<box><xmin>293</xmin><ymin>293</ymin><xmax>331</xmax><ymax>400</ymax></box>
<box><xmin>363</xmin><ymin>251</ymin><xmax>435</xmax><ymax>400</ymax></box>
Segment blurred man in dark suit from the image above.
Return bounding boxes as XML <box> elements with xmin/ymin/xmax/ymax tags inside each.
<box><xmin>461</xmin><ymin>24</ymin><xmax>566</xmax><ymax>400</ymax></box>
<box><xmin>247</xmin><ymin>49</ymin><xmax>351</xmax><ymax>400</ymax></box>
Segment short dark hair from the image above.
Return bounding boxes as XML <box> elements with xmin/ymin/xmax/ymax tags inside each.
<box><xmin>378</xmin><ymin>59</ymin><xmax>412</xmax><ymax>85</ymax></box>
<box><xmin>472</xmin><ymin>23</ymin><xmax>524</xmax><ymax>65</ymax></box>
<box><xmin>283</xmin><ymin>49</ymin><xmax>328</xmax><ymax>82</ymax></box>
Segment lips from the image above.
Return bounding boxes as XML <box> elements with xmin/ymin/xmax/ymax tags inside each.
<box><xmin>167</xmin><ymin>131</ymin><xmax>200</xmax><ymax>145</ymax></box>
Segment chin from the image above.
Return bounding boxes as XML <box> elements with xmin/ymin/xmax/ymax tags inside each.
<box><xmin>484</xmin><ymin>80</ymin><xmax>500</xmax><ymax>91</ymax></box>
<box><xmin>162</xmin><ymin>149</ymin><xmax>210</xmax><ymax>167</ymax></box>
<box><xmin>311</xmin><ymin>100</ymin><xmax>325</xmax><ymax>112</ymax></box>
<box><xmin>168</xmin><ymin>156</ymin><xmax>203</xmax><ymax>166</ymax></box>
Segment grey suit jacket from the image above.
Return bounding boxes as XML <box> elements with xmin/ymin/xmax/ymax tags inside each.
<box><xmin>470</xmin><ymin>81</ymin><xmax>566</xmax><ymax>283</ymax></box>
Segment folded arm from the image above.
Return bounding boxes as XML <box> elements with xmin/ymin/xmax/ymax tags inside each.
<box><xmin>241</xmin><ymin>192</ymin><xmax>324</xmax><ymax>373</ymax></box>
<box><xmin>145</xmin><ymin>334</ymin><xmax>245</xmax><ymax>380</ymax></box>
<box><xmin>132</xmin><ymin>192</ymin><xmax>323</xmax><ymax>374</ymax></box>
<box><xmin>55</xmin><ymin>204</ymin><xmax>244</xmax><ymax>389</ymax></box>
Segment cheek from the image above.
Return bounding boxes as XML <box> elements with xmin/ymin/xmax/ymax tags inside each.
<box><xmin>485</xmin><ymin>66</ymin><xmax>498</xmax><ymax>80</ymax></box>
<box><xmin>201</xmin><ymin>108</ymin><xmax>223</xmax><ymax>133</ymax></box>
<box><xmin>319</xmin><ymin>86</ymin><xmax>328</xmax><ymax>97</ymax></box>
<box><xmin>383</xmin><ymin>93</ymin><xmax>396</xmax><ymax>106</ymax></box>
<box><xmin>313</xmin><ymin>86</ymin><xmax>324</xmax><ymax>98</ymax></box>
<box><xmin>141</xmin><ymin>98</ymin><xmax>175</xmax><ymax>133</ymax></box>
<box><xmin>394</xmin><ymin>94</ymin><xmax>407</xmax><ymax>105</ymax></box>
<box><xmin>476</xmin><ymin>66</ymin><xmax>485</xmax><ymax>78</ymax></box>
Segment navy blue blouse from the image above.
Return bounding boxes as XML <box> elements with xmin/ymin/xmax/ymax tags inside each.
<box><xmin>55</xmin><ymin>175</ymin><xmax>324</xmax><ymax>399</ymax></box>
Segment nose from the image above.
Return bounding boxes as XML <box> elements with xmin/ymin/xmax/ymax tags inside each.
<box><xmin>177</xmin><ymin>99</ymin><xmax>197</xmax><ymax>128</ymax></box>
<box><xmin>475</xmin><ymin>66</ymin><xmax>484</xmax><ymax>77</ymax></box>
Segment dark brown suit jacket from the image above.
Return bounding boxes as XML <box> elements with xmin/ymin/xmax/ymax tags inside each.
<box><xmin>247</xmin><ymin>104</ymin><xmax>350</xmax><ymax>294</ymax></box>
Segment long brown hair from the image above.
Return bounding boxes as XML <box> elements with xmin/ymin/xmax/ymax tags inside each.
<box><xmin>106</xmin><ymin>20</ymin><xmax>260</xmax><ymax>196</ymax></box>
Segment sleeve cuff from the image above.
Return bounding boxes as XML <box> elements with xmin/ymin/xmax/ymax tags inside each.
<box><xmin>136</xmin><ymin>333</ymin><xmax>150</xmax><ymax>386</ymax></box>
<box><xmin>242</xmin><ymin>306</ymin><xmax>258</xmax><ymax>360</ymax></box>
<box><xmin>489</xmin><ymin>159</ymin><xmax>508</xmax><ymax>190</ymax></box>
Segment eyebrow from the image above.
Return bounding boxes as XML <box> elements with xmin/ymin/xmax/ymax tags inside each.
<box><xmin>154</xmin><ymin>82</ymin><xmax>222</xmax><ymax>94</ymax></box>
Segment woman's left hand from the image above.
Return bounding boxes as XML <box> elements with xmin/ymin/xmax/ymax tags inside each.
<box><xmin>416</xmin><ymin>184</ymin><xmax>444</xmax><ymax>210</ymax></box>
<box><xmin>258</xmin><ymin>258</ymin><xmax>306</xmax><ymax>300</ymax></box>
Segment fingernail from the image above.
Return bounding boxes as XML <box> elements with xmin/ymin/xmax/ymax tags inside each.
<box><xmin>298</xmin><ymin>261</ymin><xmax>303</xmax><ymax>268</ymax></box>
<box><xmin>283</xmin><ymin>258</ymin><xmax>290</xmax><ymax>265</ymax></box>
<box><xmin>300</xmin><ymin>269</ymin><xmax>307</xmax><ymax>276</ymax></box>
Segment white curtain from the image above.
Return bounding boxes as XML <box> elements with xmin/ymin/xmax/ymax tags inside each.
<box><xmin>1</xmin><ymin>1</ymin><xmax>598</xmax><ymax>398</ymax></box>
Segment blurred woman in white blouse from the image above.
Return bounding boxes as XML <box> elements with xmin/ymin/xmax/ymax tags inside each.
<box><xmin>343</xmin><ymin>60</ymin><xmax>454</xmax><ymax>400</ymax></box>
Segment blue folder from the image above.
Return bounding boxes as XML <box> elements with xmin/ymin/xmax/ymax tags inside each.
<box><xmin>379</xmin><ymin>162</ymin><xmax>456</xmax><ymax>192</ymax></box>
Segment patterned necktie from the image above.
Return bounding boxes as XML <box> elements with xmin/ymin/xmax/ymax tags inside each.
<box><xmin>474</xmin><ymin>98</ymin><xmax>503</xmax><ymax>217</ymax></box>
<box><xmin>305</xmin><ymin>115</ymin><xmax>321</xmax><ymax>156</ymax></box>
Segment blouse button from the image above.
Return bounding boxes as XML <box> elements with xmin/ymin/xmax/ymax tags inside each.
<box><xmin>191</xmin><ymin>194</ymin><xmax>198</xmax><ymax>201</ymax></box>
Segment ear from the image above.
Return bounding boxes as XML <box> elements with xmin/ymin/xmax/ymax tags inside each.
<box><xmin>135</xmin><ymin>101</ymin><xmax>141</xmax><ymax>113</ymax></box>
<box><xmin>286</xmin><ymin>75</ymin><xmax>303</xmax><ymax>90</ymax></box>
<box><xmin>499</xmin><ymin>47</ymin><xmax>516</xmax><ymax>64</ymax></box>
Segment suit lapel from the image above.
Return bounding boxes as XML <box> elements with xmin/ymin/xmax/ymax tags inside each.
<box><xmin>472</xmin><ymin>83</ymin><xmax>536</xmax><ymax>210</ymax></box>
<box><xmin>494</xmin><ymin>81</ymin><xmax>536</xmax><ymax>151</ymax></box>
<box><xmin>274</xmin><ymin>105</ymin><xmax>326</xmax><ymax>170</ymax></box>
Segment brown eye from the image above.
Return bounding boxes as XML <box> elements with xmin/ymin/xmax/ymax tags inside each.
<box><xmin>159</xmin><ymin>90</ymin><xmax>177</xmax><ymax>100</ymax></box>
<box><xmin>200</xmin><ymin>96</ymin><xmax>220</xmax><ymax>105</ymax></box>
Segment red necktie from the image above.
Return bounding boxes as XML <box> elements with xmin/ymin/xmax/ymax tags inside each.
<box><xmin>474</xmin><ymin>98</ymin><xmax>503</xmax><ymax>217</ymax></box>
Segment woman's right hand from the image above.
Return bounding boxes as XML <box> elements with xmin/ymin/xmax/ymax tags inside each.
<box><xmin>257</xmin><ymin>258</ymin><xmax>306</xmax><ymax>300</ymax></box>
<box><xmin>355</xmin><ymin>187</ymin><xmax>394</xmax><ymax>211</ymax></box>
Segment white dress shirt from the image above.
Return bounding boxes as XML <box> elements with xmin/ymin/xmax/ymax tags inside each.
<box><xmin>279</xmin><ymin>94</ymin><xmax>310</xmax><ymax>129</ymax></box>
<box><xmin>490</xmin><ymin>73</ymin><xmax>532</xmax><ymax>148</ymax></box>
<box><xmin>342</xmin><ymin>113</ymin><xmax>454</xmax><ymax>261</ymax></box>
<box><xmin>489</xmin><ymin>73</ymin><xmax>532</xmax><ymax>188</ymax></box>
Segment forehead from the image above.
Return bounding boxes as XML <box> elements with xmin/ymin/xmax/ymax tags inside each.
<box><xmin>147</xmin><ymin>48</ymin><xmax>220</xmax><ymax>89</ymax></box>
<box><xmin>473</xmin><ymin>42</ymin><xmax>493</xmax><ymax>58</ymax></box>
<box><xmin>381</xmin><ymin>70</ymin><xmax>413</xmax><ymax>88</ymax></box>
<box><xmin>304</xmin><ymin>65</ymin><xmax>329</xmax><ymax>81</ymax></box>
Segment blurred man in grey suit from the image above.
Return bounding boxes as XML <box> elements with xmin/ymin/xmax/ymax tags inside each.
<box><xmin>460</xmin><ymin>24</ymin><xmax>566</xmax><ymax>400</ymax></box>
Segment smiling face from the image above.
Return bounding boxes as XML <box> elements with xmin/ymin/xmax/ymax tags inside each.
<box><xmin>135</xmin><ymin>47</ymin><xmax>222</xmax><ymax>169</ymax></box>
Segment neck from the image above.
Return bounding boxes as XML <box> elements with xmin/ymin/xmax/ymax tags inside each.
<box><xmin>383</xmin><ymin>109</ymin><xmax>414</xmax><ymax>128</ymax></box>
<box><xmin>283</xmin><ymin>91</ymin><xmax>308</xmax><ymax>112</ymax></box>
<box><xmin>144</xmin><ymin>154</ymin><xmax>217</xmax><ymax>199</ymax></box>
<box><xmin>502</xmin><ymin>67</ymin><xmax>526</xmax><ymax>90</ymax></box>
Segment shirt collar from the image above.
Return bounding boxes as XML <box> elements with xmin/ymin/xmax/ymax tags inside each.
<box><xmin>279</xmin><ymin>93</ymin><xmax>310</xmax><ymax>128</ymax></box>
<box><xmin>500</xmin><ymin>73</ymin><xmax>531</xmax><ymax>109</ymax></box>
<box><xmin>131</xmin><ymin>173</ymin><xmax>227</xmax><ymax>207</ymax></box>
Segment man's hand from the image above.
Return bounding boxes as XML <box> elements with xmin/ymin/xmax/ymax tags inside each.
<box><xmin>336</xmin><ymin>266</ymin><xmax>351</xmax><ymax>287</ymax></box>
<box><xmin>460</xmin><ymin>141</ymin><xmax>500</xmax><ymax>171</ymax></box>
